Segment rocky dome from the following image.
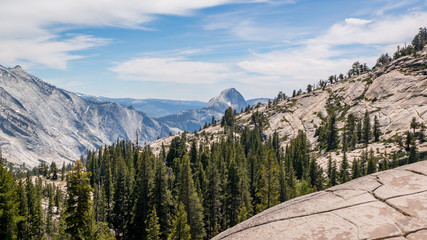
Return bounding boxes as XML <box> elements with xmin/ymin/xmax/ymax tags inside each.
<box><xmin>207</xmin><ymin>88</ymin><xmax>247</xmax><ymax>112</ymax></box>
<box><xmin>213</xmin><ymin>160</ymin><xmax>427</xmax><ymax>240</ymax></box>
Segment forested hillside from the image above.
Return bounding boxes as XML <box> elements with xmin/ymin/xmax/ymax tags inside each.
<box><xmin>0</xmin><ymin>28</ymin><xmax>426</xmax><ymax>240</ymax></box>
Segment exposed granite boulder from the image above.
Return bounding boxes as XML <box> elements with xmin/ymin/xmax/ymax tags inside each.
<box><xmin>213</xmin><ymin>160</ymin><xmax>427</xmax><ymax>240</ymax></box>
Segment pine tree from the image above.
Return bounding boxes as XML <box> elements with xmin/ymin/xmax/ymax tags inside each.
<box><xmin>373</xmin><ymin>116</ymin><xmax>381</xmax><ymax>142</ymax></box>
<box><xmin>284</xmin><ymin>153</ymin><xmax>297</xmax><ymax>200</ymax></box>
<box><xmin>296</xmin><ymin>179</ymin><xmax>312</xmax><ymax>197</ymax></box>
<box><xmin>362</xmin><ymin>110</ymin><xmax>371</xmax><ymax>145</ymax></box>
<box><xmin>46</xmin><ymin>184</ymin><xmax>54</xmax><ymax>235</ymax></box>
<box><xmin>356</xmin><ymin>119</ymin><xmax>362</xmax><ymax>143</ymax></box>
<box><xmin>237</xmin><ymin>202</ymin><xmax>249</xmax><ymax>223</ymax></box>
<box><xmin>328</xmin><ymin>160</ymin><xmax>337</xmax><ymax>187</ymax></box>
<box><xmin>151</xmin><ymin>158</ymin><xmax>172</xmax><ymax>240</ymax></box>
<box><xmin>308</xmin><ymin>157</ymin><xmax>324</xmax><ymax>191</ymax></box>
<box><xmin>327</xmin><ymin>154</ymin><xmax>332</xmax><ymax>179</ymax></box>
<box><xmin>410</xmin><ymin>117</ymin><xmax>418</xmax><ymax>135</ymax></box>
<box><xmin>408</xmin><ymin>137</ymin><xmax>418</xmax><ymax>164</ymax></box>
<box><xmin>0</xmin><ymin>160</ymin><xmax>19</xmax><ymax>239</ymax></box>
<box><xmin>61</xmin><ymin>162</ymin><xmax>66</xmax><ymax>181</ymax></box>
<box><xmin>327</xmin><ymin>110</ymin><xmax>339</xmax><ymax>151</ymax></box>
<box><xmin>93</xmin><ymin>183</ymin><xmax>106</xmax><ymax>223</ymax></box>
<box><xmin>340</xmin><ymin>151</ymin><xmax>349</xmax><ymax>183</ymax></box>
<box><xmin>112</xmin><ymin>157</ymin><xmax>133</xmax><ymax>238</ymax></box>
<box><xmin>225</xmin><ymin>157</ymin><xmax>240</xmax><ymax>227</ymax></box>
<box><xmin>55</xmin><ymin>186</ymin><xmax>62</xmax><ymax>214</ymax></box>
<box><xmin>367</xmin><ymin>149</ymin><xmax>377</xmax><ymax>174</ymax></box>
<box><xmin>351</xmin><ymin>158</ymin><xmax>361</xmax><ymax>179</ymax></box>
<box><xmin>64</xmin><ymin>160</ymin><xmax>97</xmax><ymax>240</ymax></box>
<box><xmin>419</xmin><ymin>123</ymin><xmax>426</xmax><ymax>142</ymax></box>
<box><xmin>178</xmin><ymin>155</ymin><xmax>205</xmax><ymax>240</ymax></box>
<box><xmin>129</xmin><ymin>151</ymin><xmax>153</xmax><ymax>240</ymax></box>
<box><xmin>146</xmin><ymin>208</ymin><xmax>160</xmax><ymax>240</ymax></box>
<box><xmin>278</xmin><ymin>163</ymin><xmax>287</xmax><ymax>202</ymax></box>
<box><xmin>50</xmin><ymin>162</ymin><xmax>58</xmax><ymax>180</ymax></box>
<box><xmin>391</xmin><ymin>152</ymin><xmax>398</xmax><ymax>168</ymax></box>
<box><xmin>344</xmin><ymin>113</ymin><xmax>356</xmax><ymax>149</ymax></box>
<box><xmin>256</xmin><ymin>150</ymin><xmax>280</xmax><ymax>213</ymax></box>
<box><xmin>16</xmin><ymin>176</ymin><xmax>29</xmax><ymax>240</ymax></box>
<box><xmin>168</xmin><ymin>202</ymin><xmax>191</xmax><ymax>240</ymax></box>
<box><xmin>205</xmin><ymin>154</ymin><xmax>220</xmax><ymax>239</ymax></box>
<box><xmin>27</xmin><ymin>174</ymin><xmax>45</xmax><ymax>239</ymax></box>
<box><xmin>189</xmin><ymin>140</ymin><xmax>198</xmax><ymax>173</ymax></box>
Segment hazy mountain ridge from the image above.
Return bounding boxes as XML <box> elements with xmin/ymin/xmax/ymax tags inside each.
<box><xmin>80</xmin><ymin>88</ymin><xmax>258</xmax><ymax>133</ymax></box>
<box><xmin>79</xmin><ymin>94</ymin><xmax>207</xmax><ymax>118</ymax></box>
<box><xmin>158</xmin><ymin>88</ymin><xmax>248</xmax><ymax>132</ymax></box>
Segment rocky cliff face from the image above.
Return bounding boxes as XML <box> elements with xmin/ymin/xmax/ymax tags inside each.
<box><xmin>0</xmin><ymin>65</ymin><xmax>165</xmax><ymax>167</ymax></box>
<box><xmin>213</xmin><ymin>160</ymin><xmax>427</xmax><ymax>240</ymax></box>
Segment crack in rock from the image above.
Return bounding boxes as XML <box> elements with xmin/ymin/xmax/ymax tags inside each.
<box><xmin>404</xmin><ymin>227</ymin><xmax>427</xmax><ymax>237</ymax></box>
<box><xmin>370</xmin><ymin>175</ymin><xmax>413</xmax><ymax>218</ymax></box>
<box><xmin>214</xmin><ymin>200</ymin><xmax>378</xmax><ymax>240</ymax></box>
<box><xmin>325</xmin><ymin>189</ymin><xmax>345</xmax><ymax>200</ymax></box>
<box><xmin>384</xmin><ymin>189</ymin><xmax>427</xmax><ymax>201</ymax></box>
<box><xmin>331</xmin><ymin>212</ymin><xmax>360</xmax><ymax>240</ymax></box>
<box><xmin>402</xmin><ymin>169</ymin><xmax>427</xmax><ymax>177</ymax></box>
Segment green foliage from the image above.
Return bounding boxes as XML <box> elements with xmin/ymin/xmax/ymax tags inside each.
<box><xmin>146</xmin><ymin>208</ymin><xmax>160</xmax><ymax>240</ymax></box>
<box><xmin>151</xmin><ymin>158</ymin><xmax>172</xmax><ymax>240</ymax></box>
<box><xmin>408</xmin><ymin>137</ymin><xmax>419</xmax><ymax>164</ymax></box>
<box><xmin>0</xmin><ymin>160</ymin><xmax>19</xmax><ymax>239</ymax></box>
<box><xmin>339</xmin><ymin>151</ymin><xmax>350</xmax><ymax>184</ymax></box>
<box><xmin>328</xmin><ymin>160</ymin><xmax>337</xmax><ymax>187</ymax></box>
<box><xmin>286</xmin><ymin>130</ymin><xmax>310</xmax><ymax>179</ymax></box>
<box><xmin>65</xmin><ymin>160</ymin><xmax>97</xmax><ymax>240</ymax></box>
<box><xmin>373</xmin><ymin>116</ymin><xmax>381</xmax><ymax>142</ymax></box>
<box><xmin>256</xmin><ymin>150</ymin><xmax>280</xmax><ymax>213</ymax></box>
<box><xmin>315</xmin><ymin>109</ymin><xmax>339</xmax><ymax>151</ymax></box>
<box><xmin>178</xmin><ymin>155</ymin><xmax>205</xmax><ymax>240</ymax></box>
<box><xmin>367</xmin><ymin>149</ymin><xmax>377</xmax><ymax>174</ymax></box>
<box><xmin>362</xmin><ymin>110</ymin><xmax>372</xmax><ymax>145</ymax></box>
<box><xmin>168</xmin><ymin>202</ymin><xmax>191</xmax><ymax>240</ymax></box>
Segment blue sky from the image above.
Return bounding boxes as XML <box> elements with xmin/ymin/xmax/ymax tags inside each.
<box><xmin>1</xmin><ymin>0</ymin><xmax>426</xmax><ymax>101</ymax></box>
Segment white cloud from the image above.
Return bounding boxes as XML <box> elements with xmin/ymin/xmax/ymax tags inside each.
<box><xmin>375</xmin><ymin>0</ymin><xmax>415</xmax><ymax>15</ymax></box>
<box><xmin>111</xmin><ymin>57</ymin><xmax>233</xmax><ymax>84</ymax></box>
<box><xmin>238</xmin><ymin>12</ymin><xmax>427</xmax><ymax>88</ymax></box>
<box><xmin>0</xmin><ymin>0</ymin><xmax>252</xmax><ymax>69</ymax></box>
<box><xmin>203</xmin><ymin>8</ymin><xmax>303</xmax><ymax>42</ymax></box>
<box><xmin>0</xmin><ymin>35</ymin><xmax>108</xmax><ymax>69</ymax></box>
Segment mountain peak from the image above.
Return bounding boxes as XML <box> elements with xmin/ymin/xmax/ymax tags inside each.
<box><xmin>207</xmin><ymin>88</ymin><xmax>247</xmax><ymax>112</ymax></box>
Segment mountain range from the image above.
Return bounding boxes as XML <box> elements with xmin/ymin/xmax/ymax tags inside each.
<box><xmin>0</xmin><ymin>66</ymin><xmax>255</xmax><ymax>167</ymax></box>
<box><xmin>78</xmin><ymin>94</ymin><xmax>207</xmax><ymax>118</ymax></box>
<box><xmin>79</xmin><ymin>92</ymin><xmax>270</xmax><ymax>118</ymax></box>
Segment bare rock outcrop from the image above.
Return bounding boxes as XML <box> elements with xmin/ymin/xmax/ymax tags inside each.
<box><xmin>149</xmin><ymin>55</ymin><xmax>427</xmax><ymax>168</ymax></box>
<box><xmin>213</xmin><ymin>160</ymin><xmax>427</xmax><ymax>240</ymax></box>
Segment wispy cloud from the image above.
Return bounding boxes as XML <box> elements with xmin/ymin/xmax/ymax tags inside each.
<box><xmin>111</xmin><ymin>57</ymin><xmax>234</xmax><ymax>84</ymax></box>
<box><xmin>0</xmin><ymin>0</ymin><xmax>256</xmax><ymax>69</ymax></box>
<box><xmin>237</xmin><ymin>11</ymin><xmax>427</xmax><ymax>89</ymax></box>
<box><xmin>375</xmin><ymin>0</ymin><xmax>417</xmax><ymax>15</ymax></box>
<box><xmin>203</xmin><ymin>1</ymin><xmax>302</xmax><ymax>42</ymax></box>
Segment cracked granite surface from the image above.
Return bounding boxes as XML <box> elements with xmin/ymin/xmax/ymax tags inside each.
<box><xmin>212</xmin><ymin>161</ymin><xmax>427</xmax><ymax>240</ymax></box>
